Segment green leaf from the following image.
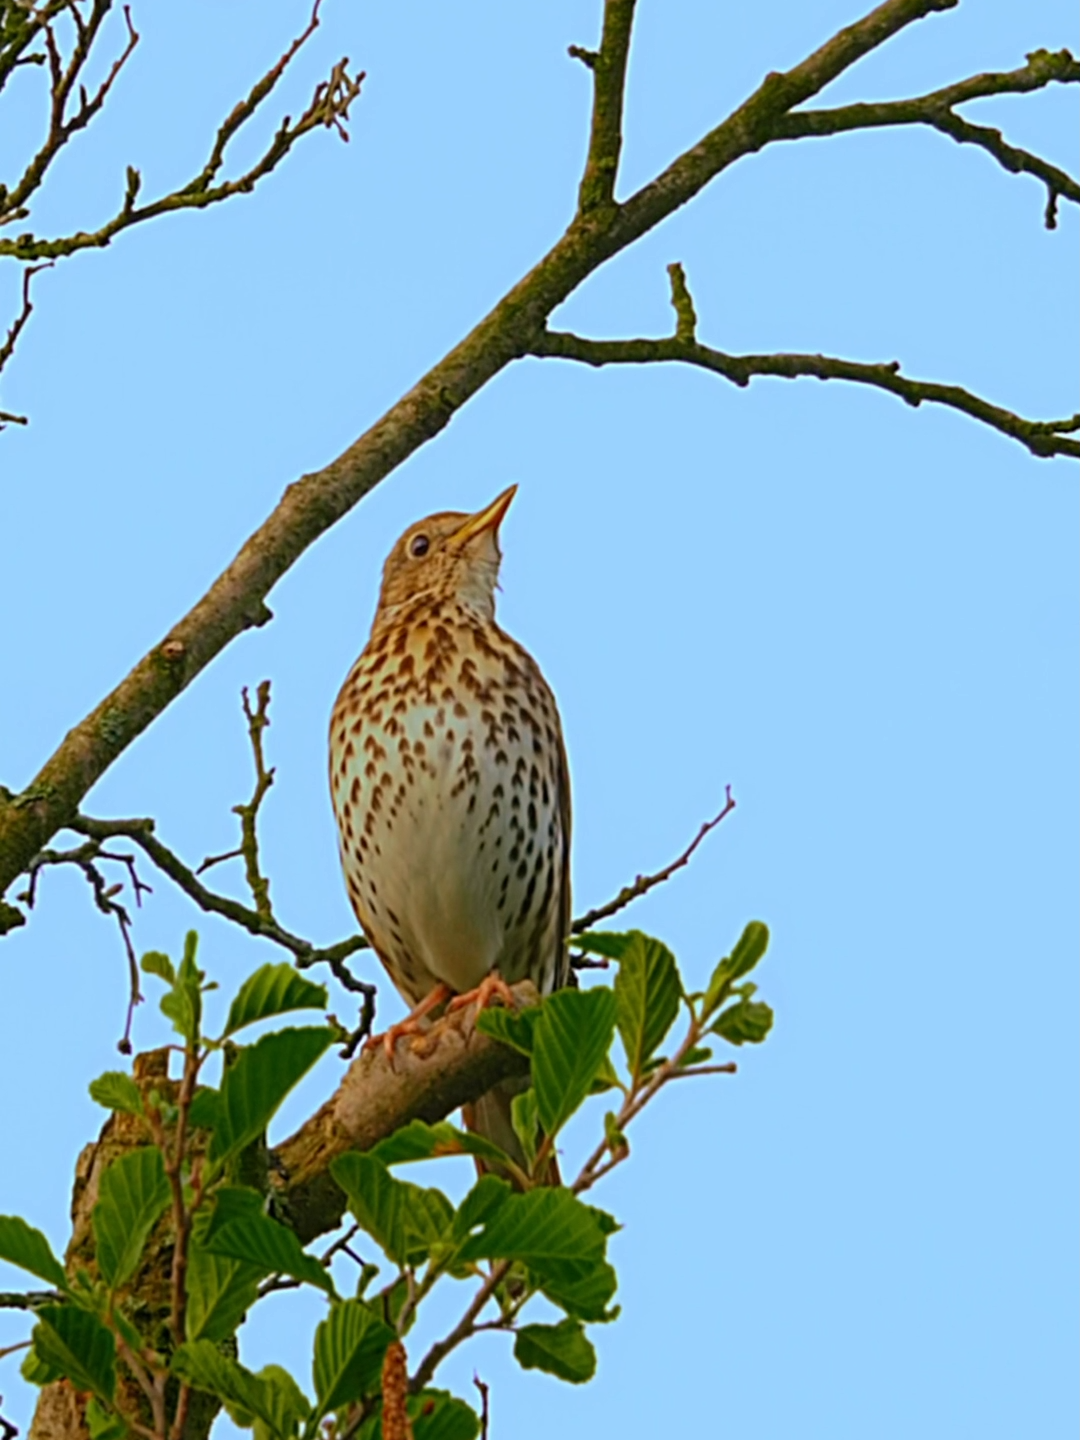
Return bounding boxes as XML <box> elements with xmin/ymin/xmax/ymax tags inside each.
<box><xmin>173</xmin><ymin>1342</ymin><xmax>309</xmax><ymax>1436</ymax></box>
<box><xmin>92</xmin><ymin>1147</ymin><xmax>171</xmax><ymax>1289</ymax></box>
<box><xmin>200</xmin><ymin>1187</ymin><xmax>334</xmax><ymax>1296</ymax></box>
<box><xmin>356</xmin><ymin>1390</ymin><xmax>479</xmax><ymax>1440</ymax></box>
<box><xmin>185</xmin><ymin>1241</ymin><xmax>262</xmax><ymax>1341</ymax></box>
<box><xmin>680</xmin><ymin>1045</ymin><xmax>713</xmax><ymax>1067</ymax></box>
<box><xmin>208</xmin><ymin>1026</ymin><xmax>336</xmax><ymax>1165</ymax></box>
<box><xmin>711</xmin><ymin>998</ymin><xmax>774</xmax><ymax>1045</ymax></box>
<box><xmin>223</xmin><ymin>964</ymin><xmax>329</xmax><ymax>1037</ymax></box>
<box><xmin>312</xmin><ymin>1298</ymin><xmax>394</xmax><ymax>1415</ymax></box>
<box><xmin>451</xmin><ymin>1175</ymin><xmax>512</xmax><ymax>1243</ymax></box>
<box><xmin>140</xmin><ymin>950</ymin><xmax>175</xmax><ymax>983</ymax></box>
<box><xmin>32</xmin><ymin>1304</ymin><xmax>116</xmax><ymax>1402</ymax></box>
<box><xmin>88</xmin><ymin>1071</ymin><xmax>144</xmax><ymax>1117</ymax></box>
<box><xmin>85</xmin><ymin>1397</ymin><xmax>127</xmax><ymax>1440</ymax></box>
<box><xmin>532</xmin><ymin>988</ymin><xmax>617</xmax><ymax>1138</ymax></box>
<box><xmin>187</xmin><ymin>1086</ymin><xmax>221</xmax><ymax>1131</ymax></box>
<box><xmin>332</xmin><ymin>1154</ymin><xmax>452</xmax><ymax>1267</ymax></box>
<box><xmin>533</xmin><ymin>1258</ymin><xmax>618</xmax><ymax>1322</ymax></box>
<box><xmin>613</xmin><ymin>931</ymin><xmax>681</xmax><ymax>1081</ymax></box>
<box><xmin>158</xmin><ymin>930</ymin><xmax>205</xmax><ymax>1044</ymax></box>
<box><xmin>369</xmin><ymin>1119</ymin><xmax>509</xmax><ymax>1171</ymax></box>
<box><xmin>510</xmin><ymin>1089</ymin><xmax>538</xmax><ymax>1170</ymax></box>
<box><xmin>0</xmin><ymin>1214</ymin><xmax>67</xmax><ymax>1288</ymax></box>
<box><xmin>703</xmin><ymin>921</ymin><xmax>770</xmax><ymax>1015</ymax></box>
<box><xmin>573</xmin><ymin>931</ymin><xmax>633</xmax><ymax>960</ymax></box>
<box><xmin>514</xmin><ymin>1319</ymin><xmax>596</xmax><ymax>1383</ymax></box>
<box><xmin>473</xmin><ymin>1003</ymin><xmax>541</xmax><ymax>1056</ymax></box>
<box><xmin>22</xmin><ymin>1345</ymin><xmax>62</xmax><ymax>1387</ymax></box>
<box><xmin>456</xmin><ymin>1186</ymin><xmax>606</xmax><ymax>1282</ymax></box>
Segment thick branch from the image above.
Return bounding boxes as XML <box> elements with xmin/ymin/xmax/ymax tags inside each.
<box><xmin>774</xmin><ymin>47</ymin><xmax>1080</xmax><ymax>227</ymax></box>
<box><xmin>575</xmin><ymin>0</ymin><xmax>637</xmax><ymax>214</ymax></box>
<box><xmin>271</xmin><ymin>983</ymin><xmax>535</xmax><ymax>1244</ymax></box>
<box><xmin>530</xmin><ymin>327</ymin><xmax>1080</xmax><ymax>460</ymax></box>
<box><xmin>1</xmin><ymin>0</ymin><xmax>1070</xmax><ymax>898</ymax></box>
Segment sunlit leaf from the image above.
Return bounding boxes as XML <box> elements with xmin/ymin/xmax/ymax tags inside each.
<box><xmin>88</xmin><ymin>1071</ymin><xmax>143</xmax><ymax>1117</ymax></box>
<box><xmin>703</xmin><ymin>922</ymin><xmax>770</xmax><ymax>1016</ymax></box>
<box><xmin>532</xmin><ymin>988</ymin><xmax>616</xmax><ymax>1137</ymax></box>
<box><xmin>369</xmin><ymin>1119</ymin><xmax>509</xmax><ymax>1171</ymax></box>
<box><xmin>208</xmin><ymin>1026</ymin><xmax>336</xmax><ymax>1166</ymax></box>
<box><xmin>533</xmin><ymin>1258</ymin><xmax>618</xmax><ymax>1323</ymax></box>
<box><xmin>332</xmin><ymin>1153</ymin><xmax>452</xmax><ymax>1267</ymax></box>
<box><xmin>456</xmin><ymin>1186</ymin><xmax>606</xmax><ymax>1283</ymax></box>
<box><xmin>613</xmin><ymin>931</ymin><xmax>681</xmax><ymax>1081</ymax></box>
<box><xmin>0</xmin><ymin>1214</ymin><xmax>67</xmax><ymax>1288</ymax></box>
<box><xmin>185</xmin><ymin>1242</ymin><xmax>262</xmax><ymax>1342</ymax></box>
<box><xmin>473</xmin><ymin>1004</ymin><xmax>541</xmax><ymax>1056</ymax></box>
<box><xmin>711</xmin><ymin>998</ymin><xmax>774</xmax><ymax>1045</ymax></box>
<box><xmin>223</xmin><ymin>964</ymin><xmax>329</xmax><ymax>1037</ymax></box>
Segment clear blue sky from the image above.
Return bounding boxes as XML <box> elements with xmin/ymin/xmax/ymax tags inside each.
<box><xmin>1</xmin><ymin>2</ymin><xmax>1077</xmax><ymax>1436</ymax></box>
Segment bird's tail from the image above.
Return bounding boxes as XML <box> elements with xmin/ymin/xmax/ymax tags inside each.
<box><xmin>464</xmin><ymin>1078</ymin><xmax>560</xmax><ymax>1187</ymax></box>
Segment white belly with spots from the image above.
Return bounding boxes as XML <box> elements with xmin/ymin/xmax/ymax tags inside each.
<box><xmin>331</xmin><ymin>659</ymin><xmax>565</xmax><ymax>1003</ymax></box>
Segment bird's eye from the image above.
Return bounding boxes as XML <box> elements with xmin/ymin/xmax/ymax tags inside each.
<box><xmin>409</xmin><ymin>534</ymin><xmax>430</xmax><ymax>558</ymax></box>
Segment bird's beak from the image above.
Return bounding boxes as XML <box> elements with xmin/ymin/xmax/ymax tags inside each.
<box><xmin>452</xmin><ymin>485</ymin><xmax>517</xmax><ymax>545</ymax></box>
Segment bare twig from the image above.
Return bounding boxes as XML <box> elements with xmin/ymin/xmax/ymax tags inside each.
<box><xmin>408</xmin><ymin>1262</ymin><xmax>512</xmax><ymax>1396</ymax></box>
<box><xmin>0</xmin><ymin>1</ymin><xmax>364</xmax><ymax>263</ymax></box>
<box><xmin>571</xmin><ymin>787</ymin><xmax>736</xmax><ymax>935</ymax></box>
<box><xmin>0</xmin><ymin>1393</ymin><xmax>18</xmax><ymax>1440</ymax></box>
<box><xmin>199</xmin><ymin>681</ymin><xmax>276</xmax><ymax>920</ymax></box>
<box><xmin>531</xmin><ymin>263</ymin><xmax>1080</xmax><ymax>461</ymax></box>
<box><xmin>16</xmin><ymin>835</ymin><xmax>148</xmax><ymax>1051</ymax></box>
<box><xmin>773</xmin><ymin>47</ymin><xmax>1080</xmax><ymax>228</ymax></box>
<box><xmin>0</xmin><ymin>261</ymin><xmax>51</xmax><ymax>425</ymax></box>
<box><xmin>474</xmin><ymin>1375</ymin><xmax>490</xmax><ymax>1439</ymax></box>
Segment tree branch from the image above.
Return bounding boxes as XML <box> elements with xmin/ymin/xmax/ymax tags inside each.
<box><xmin>529</xmin><ymin>263</ymin><xmax>1080</xmax><ymax>459</ymax></box>
<box><xmin>2</xmin><ymin>0</ymin><xmax>1072</xmax><ymax>900</ymax></box>
<box><xmin>773</xmin><ymin>47</ymin><xmax>1080</xmax><ymax>227</ymax></box>
<box><xmin>575</xmin><ymin>0</ymin><xmax>637</xmax><ymax>215</ymax></box>
<box><xmin>0</xmin><ymin>1</ymin><xmax>364</xmax><ymax>262</ymax></box>
<box><xmin>270</xmin><ymin>982</ymin><xmax>535</xmax><ymax>1245</ymax></box>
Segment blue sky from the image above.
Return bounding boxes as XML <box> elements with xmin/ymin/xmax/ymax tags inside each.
<box><xmin>1</xmin><ymin>2</ymin><xmax>1077</xmax><ymax>1436</ymax></box>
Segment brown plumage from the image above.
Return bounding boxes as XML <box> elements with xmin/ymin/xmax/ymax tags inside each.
<box><xmin>329</xmin><ymin>486</ymin><xmax>571</xmax><ymax>1166</ymax></box>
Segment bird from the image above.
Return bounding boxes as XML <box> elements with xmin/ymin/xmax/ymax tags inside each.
<box><xmin>328</xmin><ymin>485</ymin><xmax>571</xmax><ymax>1169</ymax></box>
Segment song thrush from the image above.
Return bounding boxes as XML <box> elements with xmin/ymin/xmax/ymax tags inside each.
<box><xmin>329</xmin><ymin>486</ymin><xmax>571</xmax><ymax>1163</ymax></box>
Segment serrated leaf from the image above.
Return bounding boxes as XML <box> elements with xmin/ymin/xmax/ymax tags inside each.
<box><xmin>451</xmin><ymin>1175</ymin><xmax>512</xmax><ymax>1243</ymax></box>
<box><xmin>510</xmin><ymin>1089</ymin><xmax>539</xmax><ymax>1169</ymax></box>
<box><xmin>185</xmin><ymin>1240</ymin><xmax>262</xmax><ymax>1341</ymax></box>
<box><xmin>711</xmin><ymin>998</ymin><xmax>774</xmax><ymax>1045</ymax></box>
<box><xmin>613</xmin><ymin>931</ymin><xmax>681</xmax><ymax>1082</ymax></box>
<box><xmin>369</xmin><ymin>1119</ymin><xmax>509</xmax><ymax>1171</ymax></box>
<box><xmin>456</xmin><ymin>1186</ymin><xmax>605</xmax><ymax>1283</ymax></box>
<box><xmin>312</xmin><ymin>1297</ymin><xmax>394</xmax><ymax>1415</ymax></box>
<box><xmin>533</xmin><ymin>1257</ymin><xmax>618</xmax><ymax>1322</ymax></box>
<box><xmin>514</xmin><ymin>1319</ymin><xmax>596</xmax><ymax>1383</ymax></box>
<box><xmin>173</xmin><ymin>1341</ymin><xmax>307</xmax><ymax>1436</ymax></box>
<box><xmin>332</xmin><ymin>1153</ymin><xmax>452</xmax><ymax>1267</ymax></box>
<box><xmin>573</xmin><ymin>932</ymin><xmax>633</xmax><ymax>960</ymax></box>
<box><xmin>88</xmin><ymin>1071</ymin><xmax>144</xmax><ymax>1116</ymax></box>
<box><xmin>703</xmin><ymin>921</ymin><xmax>770</xmax><ymax>1015</ymax></box>
<box><xmin>92</xmin><ymin>1147</ymin><xmax>171</xmax><ymax>1290</ymax></box>
<box><xmin>680</xmin><ymin>1045</ymin><xmax>713</xmax><ymax>1067</ymax></box>
<box><xmin>158</xmin><ymin>930</ymin><xmax>205</xmax><ymax>1044</ymax></box>
<box><xmin>532</xmin><ymin>988</ymin><xmax>617</xmax><ymax>1138</ymax></box>
<box><xmin>473</xmin><ymin>1003</ymin><xmax>541</xmax><ymax>1056</ymax></box>
<box><xmin>589</xmin><ymin>1053</ymin><xmax>622</xmax><ymax>1094</ymax></box>
<box><xmin>0</xmin><ymin>1214</ymin><xmax>67</xmax><ymax>1288</ymax></box>
<box><xmin>209</xmin><ymin>1026</ymin><xmax>335</xmax><ymax>1166</ymax></box>
<box><xmin>200</xmin><ymin>1187</ymin><xmax>334</xmax><ymax>1295</ymax></box>
<box><xmin>140</xmin><ymin>950</ymin><xmax>175</xmax><ymax>983</ymax></box>
<box><xmin>32</xmin><ymin>1304</ymin><xmax>116</xmax><ymax>1401</ymax></box>
<box><xmin>223</xmin><ymin>964</ymin><xmax>329</xmax><ymax>1037</ymax></box>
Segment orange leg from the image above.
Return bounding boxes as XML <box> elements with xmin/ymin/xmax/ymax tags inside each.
<box><xmin>366</xmin><ymin>983</ymin><xmax>454</xmax><ymax>1062</ymax></box>
<box><xmin>446</xmin><ymin>969</ymin><xmax>517</xmax><ymax>1015</ymax></box>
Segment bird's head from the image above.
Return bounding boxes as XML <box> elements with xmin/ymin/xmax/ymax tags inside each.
<box><xmin>373</xmin><ymin>485</ymin><xmax>517</xmax><ymax>623</ymax></box>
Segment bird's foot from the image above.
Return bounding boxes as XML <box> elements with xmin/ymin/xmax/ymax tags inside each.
<box><xmin>446</xmin><ymin>969</ymin><xmax>517</xmax><ymax>1016</ymax></box>
<box><xmin>365</xmin><ymin>983</ymin><xmax>453</xmax><ymax>1063</ymax></box>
